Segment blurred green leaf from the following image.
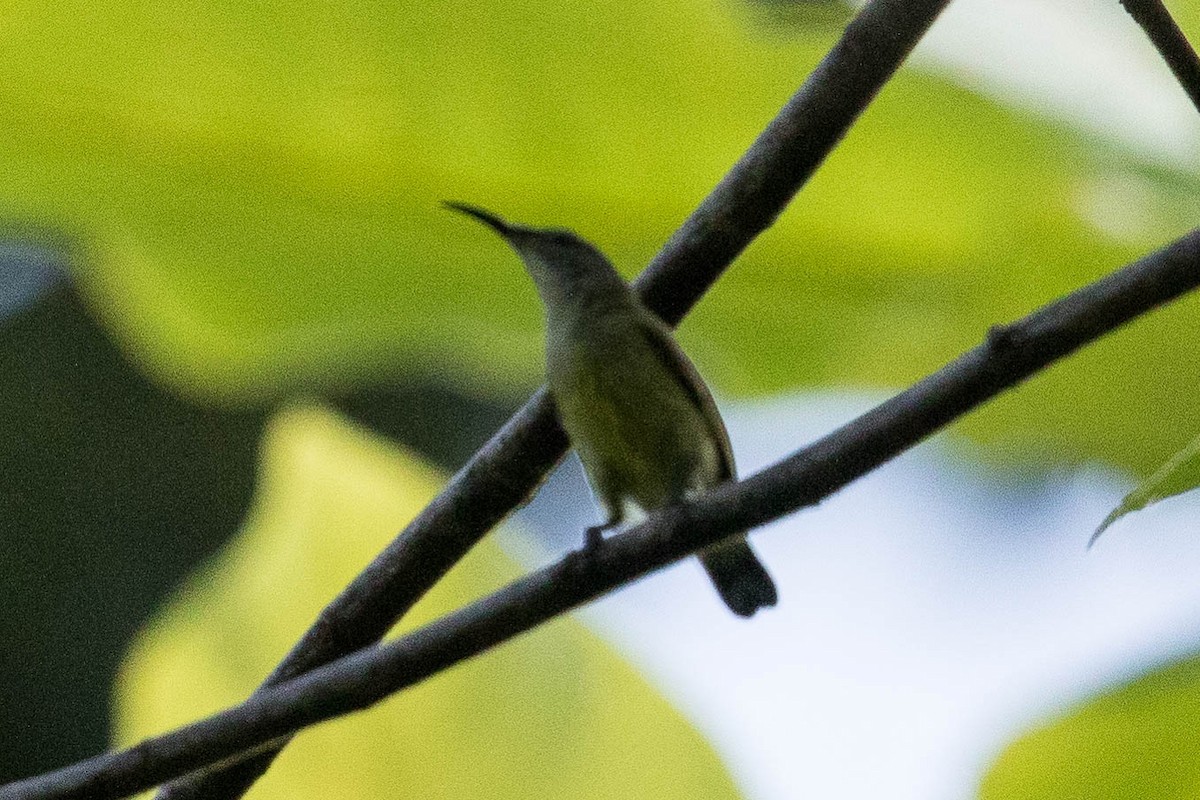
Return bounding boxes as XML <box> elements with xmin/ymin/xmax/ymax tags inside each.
<box><xmin>0</xmin><ymin>0</ymin><xmax>835</xmax><ymax>399</ymax></box>
<box><xmin>979</xmin><ymin>653</ymin><xmax>1200</xmax><ymax>800</ymax></box>
<box><xmin>115</xmin><ymin>405</ymin><xmax>743</xmax><ymax>799</ymax></box>
<box><xmin>1</xmin><ymin>0</ymin><xmax>1197</xmax><ymax>477</ymax></box>
<box><xmin>1093</xmin><ymin>431</ymin><xmax>1200</xmax><ymax>543</ymax></box>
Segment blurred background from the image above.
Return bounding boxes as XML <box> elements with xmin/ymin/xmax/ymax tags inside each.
<box><xmin>2</xmin><ymin>0</ymin><xmax>1199</xmax><ymax>796</ymax></box>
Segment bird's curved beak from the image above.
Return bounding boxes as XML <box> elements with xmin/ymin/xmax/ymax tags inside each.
<box><xmin>443</xmin><ymin>201</ymin><xmax>514</xmax><ymax>238</ymax></box>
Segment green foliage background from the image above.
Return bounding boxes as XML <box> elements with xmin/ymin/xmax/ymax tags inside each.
<box><xmin>3</xmin><ymin>0</ymin><xmax>1197</xmax><ymax>467</ymax></box>
<box><xmin>2</xmin><ymin>0</ymin><xmax>1200</xmax><ymax>795</ymax></box>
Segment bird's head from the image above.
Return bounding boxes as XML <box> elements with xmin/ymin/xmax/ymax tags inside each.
<box><xmin>444</xmin><ymin>202</ymin><xmax>625</xmax><ymax>310</ymax></box>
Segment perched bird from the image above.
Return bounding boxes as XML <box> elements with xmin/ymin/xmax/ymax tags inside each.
<box><xmin>447</xmin><ymin>202</ymin><xmax>777</xmax><ymax>617</ymax></box>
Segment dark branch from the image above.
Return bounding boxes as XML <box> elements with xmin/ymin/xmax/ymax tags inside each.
<box><xmin>8</xmin><ymin>229</ymin><xmax>1200</xmax><ymax>800</ymax></box>
<box><xmin>1121</xmin><ymin>0</ymin><xmax>1200</xmax><ymax>114</ymax></box>
<box><xmin>150</xmin><ymin>0</ymin><xmax>955</xmax><ymax>796</ymax></box>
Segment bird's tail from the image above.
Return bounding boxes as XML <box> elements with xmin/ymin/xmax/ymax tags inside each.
<box><xmin>699</xmin><ymin>538</ymin><xmax>777</xmax><ymax>617</ymax></box>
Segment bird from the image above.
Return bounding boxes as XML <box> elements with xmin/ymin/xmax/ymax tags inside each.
<box><xmin>446</xmin><ymin>202</ymin><xmax>777</xmax><ymax>617</ymax></box>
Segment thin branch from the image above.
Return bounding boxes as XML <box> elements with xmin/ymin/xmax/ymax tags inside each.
<box><xmin>152</xmin><ymin>0</ymin><xmax>955</xmax><ymax>797</ymax></box>
<box><xmin>8</xmin><ymin>228</ymin><xmax>1199</xmax><ymax>800</ymax></box>
<box><xmin>1121</xmin><ymin>0</ymin><xmax>1200</xmax><ymax>114</ymax></box>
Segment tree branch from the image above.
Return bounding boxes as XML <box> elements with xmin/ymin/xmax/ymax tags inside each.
<box><xmin>150</xmin><ymin>0</ymin><xmax>955</xmax><ymax>796</ymax></box>
<box><xmin>1121</xmin><ymin>0</ymin><xmax>1200</xmax><ymax>114</ymax></box>
<box><xmin>7</xmin><ymin>228</ymin><xmax>1199</xmax><ymax>800</ymax></box>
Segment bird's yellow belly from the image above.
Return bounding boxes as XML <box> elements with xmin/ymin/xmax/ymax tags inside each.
<box><xmin>550</xmin><ymin>347</ymin><xmax>719</xmax><ymax>512</ymax></box>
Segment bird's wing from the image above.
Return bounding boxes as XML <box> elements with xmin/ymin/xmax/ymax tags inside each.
<box><xmin>634</xmin><ymin>312</ymin><xmax>736</xmax><ymax>481</ymax></box>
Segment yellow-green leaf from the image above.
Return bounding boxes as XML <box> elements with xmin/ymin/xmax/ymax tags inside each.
<box><xmin>114</xmin><ymin>404</ymin><xmax>742</xmax><ymax>799</ymax></box>
<box><xmin>980</xmin><ymin>653</ymin><xmax>1200</xmax><ymax>800</ymax></box>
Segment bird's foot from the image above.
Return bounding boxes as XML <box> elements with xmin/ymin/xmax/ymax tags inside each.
<box><xmin>583</xmin><ymin>524</ymin><xmax>607</xmax><ymax>555</ymax></box>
